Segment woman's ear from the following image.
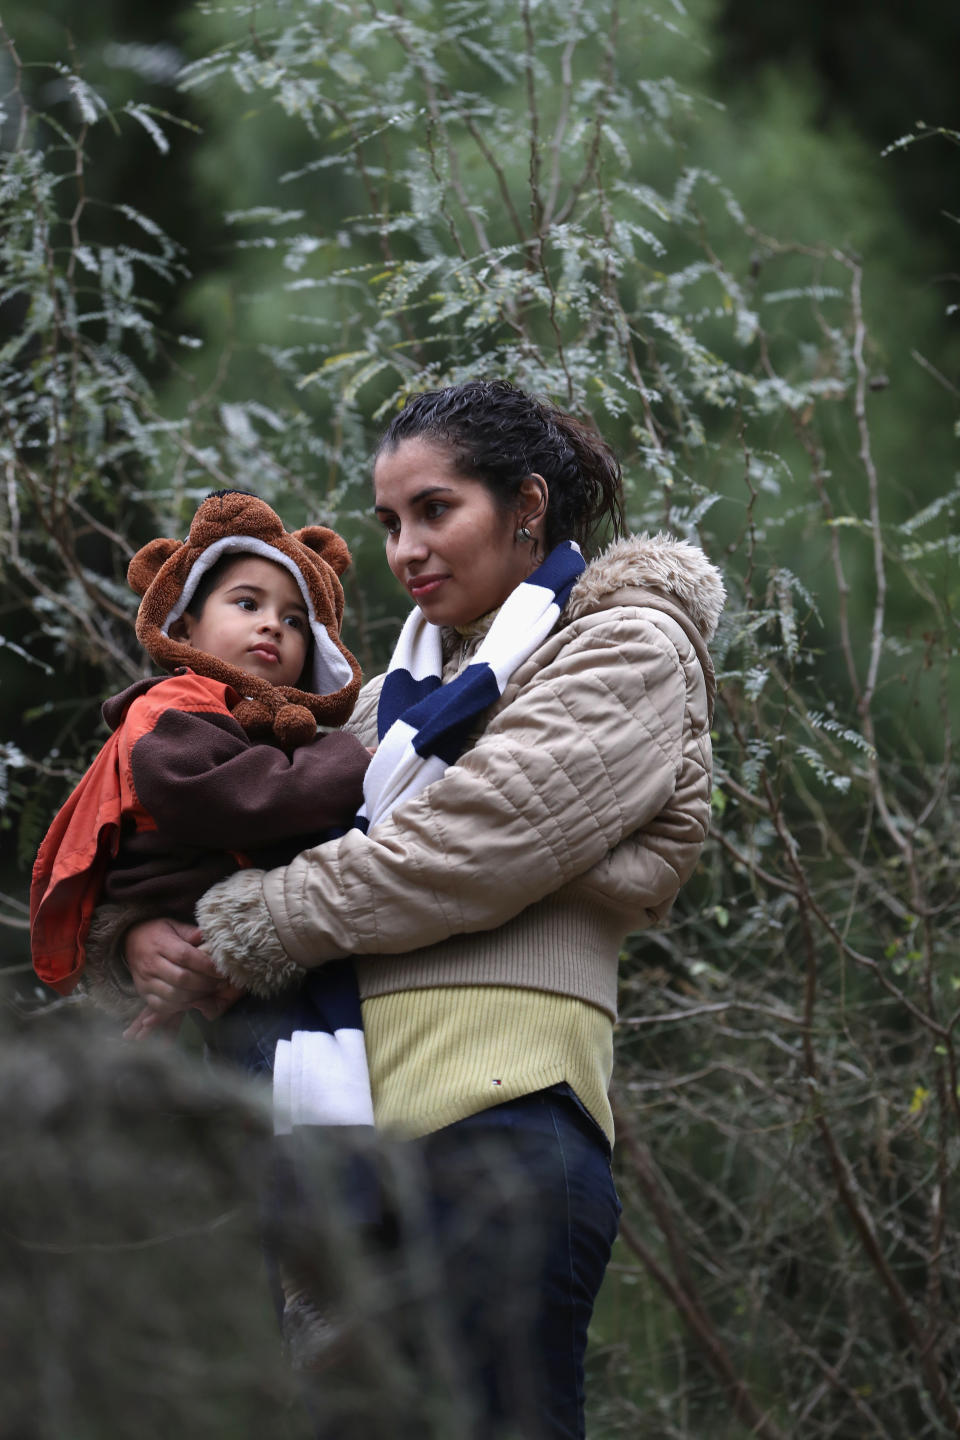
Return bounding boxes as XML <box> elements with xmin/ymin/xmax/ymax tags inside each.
<box><xmin>516</xmin><ymin>473</ymin><xmax>549</xmax><ymax>536</ymax></box>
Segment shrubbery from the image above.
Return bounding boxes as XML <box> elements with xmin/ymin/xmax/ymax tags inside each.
<box><xmin>2</xmin><ymin>4</ymin><xmax>957</xmax><ymax>1433</ymax></box>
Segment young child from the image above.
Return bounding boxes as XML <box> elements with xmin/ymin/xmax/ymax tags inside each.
<box><xmin>30</xmin><ymin>489</ymin><xmax>371</xmax><ymax>1037</ymax></box>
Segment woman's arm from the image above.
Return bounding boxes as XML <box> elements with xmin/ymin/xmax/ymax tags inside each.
<box><xmin>199</xmin><ymin>612</ymin><xmax>705</xmax><ymax>995</ymax></box>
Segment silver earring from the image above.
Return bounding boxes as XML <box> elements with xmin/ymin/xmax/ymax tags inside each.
<box><xmin>516</xmin><ymin>525</ymin><xmax>534</xmax><ymax>543</ymax></box>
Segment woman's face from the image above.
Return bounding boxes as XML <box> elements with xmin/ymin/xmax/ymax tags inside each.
<box><xmin>373</xmin><ymin>437</ymin><xmax>543</xmax><ymax>628</ymax></box>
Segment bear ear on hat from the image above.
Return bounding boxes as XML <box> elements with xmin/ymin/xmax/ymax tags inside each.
<box><xmin>128</xmin><ymin>538</ymin><xmax>181</xmax><ymax>597</ymax></box>
<box><xmin>294</xmin><ymin>526</ymin><xmax>352</xmax><ymax>577</ymax></box>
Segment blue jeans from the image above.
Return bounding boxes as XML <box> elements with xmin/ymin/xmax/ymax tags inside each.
<box><xmin>401</xmin><ymin>1085</ymin><xmax>621</xmax><ymax>1440</ymax></box>
<box><xmin>223</xmin><ymin>1035</ymin><xmax>618</xmax><ymax>1438</ymax></box>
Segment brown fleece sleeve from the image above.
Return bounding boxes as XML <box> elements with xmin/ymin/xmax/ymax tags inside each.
<box><xmin>130</xmin><ymin>716</ymin><xmax>370</xmax><ymax>850</ymax></box>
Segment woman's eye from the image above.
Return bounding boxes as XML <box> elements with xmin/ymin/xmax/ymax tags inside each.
<box><xmin>380</xmin><ymin>517</ymin><xmax>400</xmax><ymax>537</ymax></box>
<box><xmin>425</xmin><ymin>501</ymin><xmax>448</xmax><ymax>520</ymax></box>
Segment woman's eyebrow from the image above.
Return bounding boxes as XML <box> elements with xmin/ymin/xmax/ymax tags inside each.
<box><xmin>373</xmin><ymin>485</ymin><xmax>455</xmax><ymax>514</ymax></box>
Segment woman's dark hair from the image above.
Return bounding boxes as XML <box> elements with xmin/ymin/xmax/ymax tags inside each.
<box><xmin>376</xmin><ymin>379</ymin><xmax>625</xmax><ymax>555</ymax></box>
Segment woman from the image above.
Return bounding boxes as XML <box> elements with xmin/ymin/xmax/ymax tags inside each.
<box><xmin>112</xmin><ymin>379</ymin><xmax>724</xmax><ymax>1438</ymax></box>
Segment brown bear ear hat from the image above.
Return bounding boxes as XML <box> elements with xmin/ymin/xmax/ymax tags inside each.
<box><xmin>127</xmin><ymin>490</ymin><xmax>362</xmax><ymax>749</ymax></box>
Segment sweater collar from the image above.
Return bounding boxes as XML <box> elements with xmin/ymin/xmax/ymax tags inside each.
<box><xmin>440</xmin><ymin>606</ymin><xmax>499</xmax><ymax>668</ymax></box>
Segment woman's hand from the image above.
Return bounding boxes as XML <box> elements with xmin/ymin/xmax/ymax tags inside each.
<box><xmin>123</xmin><ymin>917</ymin><xmax>241</xmax><ymax>1018</ymax></box>
<box><xmin>122</xmin><ymin>1008</ymin><xmax>186</xmax><ymax>1043</ymax></box>
<box><xmin>122</xmin><ymin>984</ymin><xmax>244</xmax><ymax>1042</ymax></box>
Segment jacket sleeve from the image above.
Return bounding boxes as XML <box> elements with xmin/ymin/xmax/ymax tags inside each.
<box><xmin>130</xmin><ymin>713</ymin><xmax>370</xmax><ymax>850</ymax></box>
<box><xmin>198</xmin><ymin>613</ymin><xmax>694</xmax><ymax>986</ymax></box>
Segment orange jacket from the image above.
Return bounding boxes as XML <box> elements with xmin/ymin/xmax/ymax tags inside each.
<box><xmin>30</xmin><ymin>669</ymin><xmax>370</xmax><ymax>994</ymax></box>
<box><xmin>29</xmin><ymin>673</ymin><xmax>242</xmax><ymax>994</ymax></box>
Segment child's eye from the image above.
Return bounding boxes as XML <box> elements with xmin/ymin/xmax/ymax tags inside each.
<box><xmin>284</xmin><ymin>615</ymin><xmax>306</xmax><ymax>631</ymax></box>
<box><xmin>235</xmin><ymin>597</ymin><xmax>257</xmax><ymax>612</ymax></box>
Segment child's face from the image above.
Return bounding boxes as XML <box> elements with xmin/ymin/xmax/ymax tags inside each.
<box><xmin>177</xmin><ymin>556</ymin><xmax>310</xmax><ymax>688</ymax></box>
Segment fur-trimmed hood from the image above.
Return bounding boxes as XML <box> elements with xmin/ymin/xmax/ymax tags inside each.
<box><xmin>564</xmin><ymin>532</ymin><xmax>725</xmax><ymax>723</ymax></box>
<box><xmin>566</xmin><ymin>533</ymin><xmax>726</xmax><ymax>641</ymax></box>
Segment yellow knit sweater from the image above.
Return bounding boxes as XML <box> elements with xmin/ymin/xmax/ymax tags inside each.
<box><xmin>363</xmin><ymin>985</ymin><xmax>614</xmax><ymax>1143</ymax></box>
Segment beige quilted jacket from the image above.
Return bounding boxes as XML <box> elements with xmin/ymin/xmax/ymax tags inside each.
<box><xmin>198</xmin><ymin>533</ymin><xmax>725</xmax><ymax>1020</ymax></box>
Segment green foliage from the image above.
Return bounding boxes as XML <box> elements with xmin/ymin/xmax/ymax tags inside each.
<box><xmin>1</xmin><ymin>1</ymin><xmax>959</xmax><ymax>1434</ymax></box>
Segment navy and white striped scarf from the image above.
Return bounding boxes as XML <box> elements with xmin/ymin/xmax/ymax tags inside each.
<box><xmin>272</xmin><ymin>540</ymin><xmax>586</xmax><ymax>1136</ymax></box>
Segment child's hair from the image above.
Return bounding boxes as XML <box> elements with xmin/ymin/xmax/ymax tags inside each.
<box><xmin>376</xmin><ymin>379</ymin><xmax>625</xmax><ymax>555</ymax></box>
<box><xmin>183</xmin><ymin>553</ymin><xmax>243</xmax><ymax>619</ymax></box>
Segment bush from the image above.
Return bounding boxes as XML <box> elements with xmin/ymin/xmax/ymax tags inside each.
<box><xmin>2</xmin><ymin>5</ymin><xmax>958</xmax><ymax>1433</ymax></box>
